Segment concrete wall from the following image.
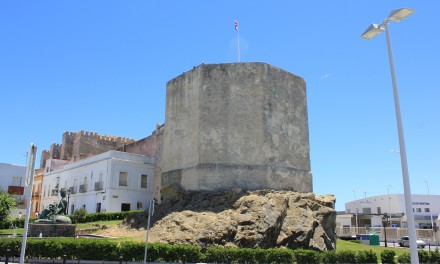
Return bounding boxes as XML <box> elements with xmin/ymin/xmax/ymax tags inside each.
<box><xmin>0</xmin><ymin>163</ymin><xmax>26</xmax><ymax>192</ymax></box>
<box><xmin>161</xmin><ymin>63</ymin><xmax>312</xmax><ymax>194</ymax></box>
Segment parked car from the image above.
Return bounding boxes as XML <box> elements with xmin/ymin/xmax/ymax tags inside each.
<box><xmin>398</xmin><ymin>236</ymin><xmax>426</xmax><ymax>248</ymax></box>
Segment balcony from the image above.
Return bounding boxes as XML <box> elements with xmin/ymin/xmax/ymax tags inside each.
<box><xmin>94</xmin><ymin>181</ymin><xmax>104</xmax><ymax>191</ymax></box>
<box><xmin>79</xmin><ymin>184</ymin><xmax>88</xmax><ymax>193</ymax></box>
<box><xmin>8</xmin><ymin>185</ymin><xmax>24</xmax><ymax>195</ymax></box>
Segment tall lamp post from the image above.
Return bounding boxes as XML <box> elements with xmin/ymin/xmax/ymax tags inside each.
<box><xmin>424</xmin><ymin>180</ymin><xmax>436</xmax><ymax>246</ymax></box>
<box><xmin>66</xmin><ymin>188</ymin><xmax>71</xmax><ymax>215</ymax></box>
<box><xmin>361</xmin><ymin>7</ymin><xmax>418</xmax><ymax>264</ymax></box>
<box><xmin>384</xmin><ymin>184</ymin><xmax>392</xmax><ymax>225</ymax></box>
<box><xmin>424</xmin><ymin>180</ymin><xmax>434</xmax><ymax>229</ymax></box>
<box><xmin>353</xmin><ymin>189</ymin><xmax>358</xmax><ymax>233</ymax></box>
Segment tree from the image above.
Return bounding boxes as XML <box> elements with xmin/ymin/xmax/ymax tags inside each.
<box><xmin>0</xmin><ymin>189</ymin><xmax>17</xmax><ymax>224</ymax></box>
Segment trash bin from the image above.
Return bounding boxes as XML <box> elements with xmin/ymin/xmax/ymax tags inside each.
<box><xmin>356</xmin><ymin>234</ymin><xmax>370</xmax><ymax>245</ymax></box>
<box><xmin>369</xmin><ymin>234</ymin><xmax>380</xmax><ymax>246</ymax></box>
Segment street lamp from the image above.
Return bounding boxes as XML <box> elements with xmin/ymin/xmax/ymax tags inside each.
<box><xmin>382</xmin><ymin>215</ymin><xmax>389</xmax><ymax>247</ymax></box>
<box><xmin>353</xmin><ymin>189</ymin><xmax>358</xmax><ymax>233</ymax></box>
<box><xmin>384</xmin><ymin>184</ymin><xmax>392</xmax><ymax>224</ymax></box>
<box><xmin>66</xmin><ymin>188</ymin><xmax>71</xmax><ymax>215</ymax></box>
<box><xmin>361</xmin><ymin>7</ymin><xmax>419</xmax><ymax>264</ymax></box>
<box><xmin>424</xmin><ymin>180</ymin><xmax>434</xmax><ymax>229</ymax></box>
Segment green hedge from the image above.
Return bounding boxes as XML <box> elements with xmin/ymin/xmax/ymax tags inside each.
<box><xmin>397</xmin><ymin>250</ymin><xmax>440</xmax><ymax>264</ymax></box>
<box><xmin>0</xmin><ymin>210</ymin><xmax>143</xmax><ymax>229</ymax></box>
<box><xmin>0</xmin><ymin>218</ymin><xmax>37</xmax><ymax>229</ymax></box>
<box><xmin>0</xmin><ymin>237</ymin><xmax>386</xmax><ymax>263</ymax></box>
<box><xmin>69</xmin><ymin>210</ymin><xmax>143</xmax><ymax>223</ymax></box>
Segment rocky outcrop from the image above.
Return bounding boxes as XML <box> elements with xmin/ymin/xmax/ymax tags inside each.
<box><xmin>126</xmin><ymin>189</ymin><xmax>336</xmax><ymax>251</ymax></box>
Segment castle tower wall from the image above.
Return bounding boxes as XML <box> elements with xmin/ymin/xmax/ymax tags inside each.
<box><xmin>161</xmin><ymin>63</ymin><xmax>312</xmax><ymax>193</ymax></box>
<box><xmin>71</xmin><ymin>130</ymin><xmax>135</xmax><ymax>161</ymax></box>
<box><xmin>49</xmin><ymin>143</ymin><xmax>61</xmax><ymax>160</ymax></box>
<box><xmin>60</xmin><ymin>132</ymin><xmax>77</xmax><ymax>161</ymax></box>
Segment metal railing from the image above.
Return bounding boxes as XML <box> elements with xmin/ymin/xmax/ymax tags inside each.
<box><xmin>336</xmin><ymin>226</ymin><xmax>438</xmax><ymax>243</ymax></box>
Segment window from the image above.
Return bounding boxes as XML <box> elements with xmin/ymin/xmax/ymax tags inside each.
<box><xmin>121</xmin><ymin>203</ymin><xmax>131</xmax><ymax>212</ymax></box>
<box><xmin>96</xmin><ymin>203</ymin><xmax>101</xmax><ymax>213</ymax></box>
<box><xmin>141</xmin><ymin>174</ymin><xmax>148</xmax><ymax>188</ymax></box>
<box><xmin>416</xmin><ymin>208</ymin><xmax>422</xmax><ymax>213</ymax></box>
<box><xmin>137</xmin><ymin>202</ymin><xmax>142</xmax><ymax>210</ymax></box>
<box><xmin>12</xmin><ymin>177</ymin><xmax>22</xmax><ymax>186</ymax></box>
<box><xmin>377</xmin><ymin>207</ymin><xmax>382</xmax><ymax>214</ymax></box>
<box><xmin>425</xmin><ymin>208</ymin><xmax>430</xmax><ymax>213</ymax></box>
<box><xmin>119</xmin><ymin>172</ymin><xmax>128</xmax><ymax>186</ymax></box>
<box><xmin>362</xmin><ymin>208</ymin><xmax>371</xmax><ymax>214</ymax></box>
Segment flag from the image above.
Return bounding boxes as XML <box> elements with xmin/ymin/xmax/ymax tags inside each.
<box><xmin>234</xmin><ymin>20</ymin><xmax>238</xmax><ymax>32</ymax></box>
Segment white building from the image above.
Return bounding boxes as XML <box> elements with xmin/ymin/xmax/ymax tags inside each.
<box><xmin>345</xmin><ymin>194</ymin><xmax>440</xmax><ymax>229</ymax></box>
<box><xmin>0</xmin><ymin>163</ymin><xmax>27</xmax><ymax>218</ymax></box>
<box><xmin>40</xmin><ymin>150</ymin><xmax>155</xmax><ymax>214</ymax></box>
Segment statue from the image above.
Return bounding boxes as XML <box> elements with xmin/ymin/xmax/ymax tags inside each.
<box><xmin>35</xmin><ymin>189</ymin><xmax>72</xmax><ymax>224</ymax></box>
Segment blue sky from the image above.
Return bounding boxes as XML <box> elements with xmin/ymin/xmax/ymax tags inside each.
<box><xmin>1</xmin><ymin>1</ymin><xmax>439</xmax><ymax>211</ymax></box>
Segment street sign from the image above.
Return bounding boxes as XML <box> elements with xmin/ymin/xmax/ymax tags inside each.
<box><xmin>383</xmin><ymin>213</ymin><xmax>405</xmax><ymax>217</ymax></box>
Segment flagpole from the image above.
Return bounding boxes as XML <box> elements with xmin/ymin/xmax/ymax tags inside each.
<box><xmin>235</xmin><ymin>20</ymin><xmax>240</xmax><ymax>62</ymax></box>
<box><xmin>237</xmin><ymin>30</ymin><xmax>240</xmax><ymax>62</ymax></box>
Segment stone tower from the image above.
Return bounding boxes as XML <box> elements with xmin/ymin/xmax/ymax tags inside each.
<box><xmin>161</xmin><ymin>62</ymin><xmax>312</xmax><ymax>194</ymax></box>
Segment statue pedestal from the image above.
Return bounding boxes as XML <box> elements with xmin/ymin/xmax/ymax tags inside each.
<box><xmin>28</xmin><ymin>223</ymin><xmax>76</xmax><ymax>237</ymax></box>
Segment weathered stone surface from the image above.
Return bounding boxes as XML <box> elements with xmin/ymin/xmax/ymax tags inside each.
<box><xmin>161</xmin><ymin>63</ymin><xmax>312</xmax><ymax>195</ymax></box>
<box><xmin>127</xmin><ymin>189</ymin><xmax>336</xmax><ymax>251</ymax></box>
<box><xmin>28</xmin><ymin>223</ymin><xmax>76</xmax><ymax>237</ymax></box>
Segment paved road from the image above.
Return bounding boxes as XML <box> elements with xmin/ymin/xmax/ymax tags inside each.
<box><xmin>379</xmin><ymin>241</ymin><xmax>440</xmax><ymax>251</ymax></box>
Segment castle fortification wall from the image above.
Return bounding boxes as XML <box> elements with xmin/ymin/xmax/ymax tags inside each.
<box><xmin>60</xmin><ymin>132</ymin><xmax>77</xmax><ymax>161</ymax></box>
<box><xmin>72</xmin><ymin>130</ymin><xmax>135</xmax><ymax>161</ymax></box>
<box><xmin>161</xmin><ymin>63</ymin><xmax>312</xmax><ymax>194</ymax></box>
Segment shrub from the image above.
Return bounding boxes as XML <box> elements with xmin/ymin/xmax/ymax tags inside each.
<box><xmin>429</xmin><ymin>250</ymin><xmax>440</xmax><ymax>263</ymax></box>
<box><xmin>232</xmin><ymin>248</ymin><xmax>255</xmax><ymax>263</ymax></box>
<box><xmin>380</xmin><ymin>249</ymin><xmax>396</xmax><ymax>264</ymax></box>
<box><xmin>397</xmin><ymin>252</ymin><xmax>410</xmax><ymax>264</ymax></box>
<box><xmin>266</xmin><ymin>248</ymin><xmax>294</xmax><ymax>263</ymax></box>
<box><xmin>205</xmin><ymin>246</ymin><xmax>230</xmax><ymax>263</ymax></box>
<box><xmin>356</xmin><ymin>249</ymin><xmax>377</xmax><ymax>263</ymax></box>
<box><xmin>294</xmin><ymin>249</ymin><xmax>318</xmax><ymax>264</ymax></box>
<box><xmin>319</xmin><ymin>250</ymin><xmax>338</xmax><ymax>264</ymax></box>
<box><xmin>337</xmin><ymin>250</ymin><xmax>357</xmax><ymax>263</ymax></box>
<box><xmin>72</xmin><ymin>208</ymin><xmax>87</xmax><ymax>223</ymax></box>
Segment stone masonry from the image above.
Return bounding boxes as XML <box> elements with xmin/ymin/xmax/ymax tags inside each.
<box><xmin>40</xmin><ymin>131</ymin><xmax>135</xmax><ymax>168</ymax></box>
<box><xmin>160</xmin><ymin>63</ymin><xmax>312</xmax><ymax>196</ymax></box>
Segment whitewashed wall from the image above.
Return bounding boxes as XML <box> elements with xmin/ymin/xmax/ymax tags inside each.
<box><xmin>41</xmin><ymin>151</ymin><xmax>155</xmax><ymax>214</ymax></box>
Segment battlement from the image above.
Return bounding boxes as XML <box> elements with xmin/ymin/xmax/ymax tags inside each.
<box><xmin>40</xmin><ymin>130</ymin><xmax>138</xmax><ymax>168</ymax></box>
<box><xmin>50</xmin><ymin>143</ymin><xmax>61</xmax><ymax>149</ymax></box>
<box><xmin>63</xmin><ymin>131</ymin><xmax>77</xmax><ymax>137</ymax></box>
<box><xmin>78</xmin><ymin>130</ymin><xmax>135</xmax><ymax>143</ymax></box>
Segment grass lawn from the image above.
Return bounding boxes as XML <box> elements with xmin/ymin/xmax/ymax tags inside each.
<box><xmin>337</xmin><ymin>238</ymin><xmax>410</xmax><ymax>259</ymax></box>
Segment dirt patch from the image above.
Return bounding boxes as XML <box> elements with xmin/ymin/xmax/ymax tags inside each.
<box><xmin>92</xmin><ymin>224</ymin><xmax>159</xmax><ymax>242</ymax></box>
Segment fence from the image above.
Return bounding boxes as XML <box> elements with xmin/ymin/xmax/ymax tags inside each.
<box><xmin>336</xmin><ymin>226</ymin><xmax>439</xmax><ymax>244</ymax></box>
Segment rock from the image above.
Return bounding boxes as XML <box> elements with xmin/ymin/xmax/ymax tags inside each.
<box><xmin>126</xmin><ymin>189</ymin><xmax>336</xmax><ymax>251</ymax></box>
